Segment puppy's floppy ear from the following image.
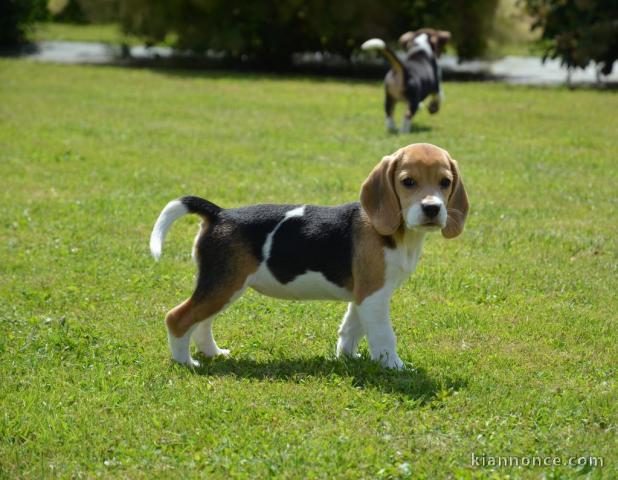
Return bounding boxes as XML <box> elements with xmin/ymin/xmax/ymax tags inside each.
<box><xmin>360</xmin><ymin>151</ymin><xmax>403</xmax><ymax>236</ymax></box>
<box><xmin>442</xmin><ymin>155</ymin><xmax>469</xmax><ymax>239</ymax></box>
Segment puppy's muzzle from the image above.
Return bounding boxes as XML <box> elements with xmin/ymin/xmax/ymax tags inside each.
<box><xmin>421</xmin><ymin>202</ymin><xmax>440</xmax><ymax>219</ymax></box>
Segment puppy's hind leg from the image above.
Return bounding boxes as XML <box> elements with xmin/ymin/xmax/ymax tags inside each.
<box><xmin>165</xmin><ymin>243</ymin><xmax>257</xmax><ymax>367</ymax></box>
<box><xmin>192</xmin><ymin>316</ymin><xmax>228</xmax><ymax>358</ymax></box>
<box><xmin>192</xmin><ymin>285</ymin><xmax>248</xmax><ymax>358</ymax></box>
<box><xmin>165</xmin><ymin>283</ymin><xmax>247</xmax><ymax>367</ymax></box>
<box><xmin>165</xmin><ymin>298</ymin><xmax>202</xmax><ymax>367</ymax></box>
<box><xmin>167</xmin><ymin>230</ymin><xmax>259</xmax><ymax>367</ymax></box>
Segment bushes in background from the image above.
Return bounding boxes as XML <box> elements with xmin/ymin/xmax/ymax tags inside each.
<box><xmin>4</xmin><ymin>0</ymin><xmax>506</xmax><ymax>62</ymax></box>
<box><xmin>117</xmin><ymin>0</ymin><xmax>499</xmax><ymax>66</ymax></box>
<box><xmin>523</xmin><ymin>0</ymin><xmax>618</xmax><ymax>75</ymax></box>
<box><xmin>400</xmin><ymin>0</ymin><xmax>500</xmax><ymax>60</ymax></box>
<box><xmin>0</xmin><ymin>0</ymin><xmax>48</xmax><ymax>46</ymax></box>
<box><xmin>48</xmin><ymin>0</ymin><xmax>120</xmax><ymax>23</ymax></box>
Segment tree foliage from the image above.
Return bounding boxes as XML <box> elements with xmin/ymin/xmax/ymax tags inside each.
<box><xmin>117</xmin><ymin>0</ymin><xmax>499</xmax><ymax>65</ymax></box>
<box><xmin>524</xmin><ymin>0</ymin><xmax>618</xmax><ymax>74</ymax></box>
<box><xmin>0</xmin><ymin>0</ymin><xmax>48</xmax><ymax>46</ymax></box>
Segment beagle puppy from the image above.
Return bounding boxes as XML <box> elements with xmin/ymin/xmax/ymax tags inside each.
<box><xmin>361</xmin><ymin>28</ymin><xmax>451</xmax><ymax>133</ymax></box>
<box><xmin>150</xmin><ymin>143</ymin><xmax>468</xmax><ymax>370</ymax></box>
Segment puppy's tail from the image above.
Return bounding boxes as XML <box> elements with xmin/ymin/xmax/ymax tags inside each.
<box><xmin>361</xmin><ymin>38</ymin><xmax>405</xmax><ymax>77</ymax></box>
<box><xmin>150</xmin><ymin>196</ymin><xmax>222</xmax><ymax>261</ymax></box>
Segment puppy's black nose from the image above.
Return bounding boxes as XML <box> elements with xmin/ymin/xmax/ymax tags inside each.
<box><xmin>422</xmin><ymin>203</ymin><xmax>441</xmax><ymax>218</ymax></box>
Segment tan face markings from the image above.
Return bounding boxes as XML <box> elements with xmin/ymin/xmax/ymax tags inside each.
<box><xmin>392</xmin><ymin>144</ymin><xmax>469</xmax><ymax>238</ymax></box>
<box><xmin>393</xmin><ymin>144</ymin><xmax>454</xmax><ymax>216</ymax></box>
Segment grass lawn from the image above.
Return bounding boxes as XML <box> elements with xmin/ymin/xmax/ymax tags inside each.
<box><xmin>0</xmin><ymin>59</ymin><xmax>616</xmax><ymax>478</ymax></box>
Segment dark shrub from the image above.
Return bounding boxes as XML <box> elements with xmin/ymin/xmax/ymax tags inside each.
<box><xmin>524</xmin><ymin>0</ymin><xmax>618</xmax><ymax>75</ymax></box>
<box><xmin>0</xmin><ymin>0</ymin><xmax>48</xmax><ymax>46</ymax></box>
<box><xmin>118</xmin><ymin>0</ymin><xmax>499</xmax><ymax>65</ymax></box>
<box><xmin>51</xmin><ymin>0</ymin><xmax>120</xmax><ymax>23</ymax></box>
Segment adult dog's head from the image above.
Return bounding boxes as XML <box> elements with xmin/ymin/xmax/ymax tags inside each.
<box><xmin>361</xmin><ymin>143</ymin><xmax>468</xmax><ymax>238</ymax></box>
<box><xmin>399</xmin><ymin>28</ymin><xmax>451</xmax><ymax>58</ymax></box>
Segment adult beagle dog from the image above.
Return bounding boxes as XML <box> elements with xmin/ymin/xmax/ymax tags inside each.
<box><xmin>362</xmin><ymin>28</ymin><xmax>451</xmax><ymax>133</ymax></box>
<box><xmin>150</xmin><ymin>143</ymin><xmax>468</xmax><ymax>370</ymax></box>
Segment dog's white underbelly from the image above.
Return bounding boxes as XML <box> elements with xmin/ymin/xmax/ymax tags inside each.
<box><xmin>248</xmin><ymin>264</ymin><xmax>353</xmax><ymax>301</ymax></box>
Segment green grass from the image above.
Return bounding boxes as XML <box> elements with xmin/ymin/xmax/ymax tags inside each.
<box><xmin>0</xmin><ymin>59</ymin><xmax>616</xmax><ymax>479</ymax></box>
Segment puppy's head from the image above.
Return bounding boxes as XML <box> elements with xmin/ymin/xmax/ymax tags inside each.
<box><xmin>399</xmin><ymin>28</ymin><xmax>451</xmax><ymax>57</ymax></box>
<box><xmin>360</xmin><ymin>143</ymin><xmax>468</xmax><ymax>239</ymax></box>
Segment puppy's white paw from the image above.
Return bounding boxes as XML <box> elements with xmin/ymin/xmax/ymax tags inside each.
<box><xmin>336</xmin><ymin>338</ymin><xmax>361</xmax><ymax>359</ymax></box>
<box><xmin>379</xmin><ymin>353</ymin><xmax>405</xmax><ymax>370</ymax></box>
<box><xmin>173</xmin><ymin>356</ymin><xmax>201</xmax><ymax>369</ymax></box>
<box><xmin>336</xmin><ymin>349</ymin><xmax>362</xmax><ymax>360</ymax></box>
<box><xmin>199</xmin><ymin>347</ymin><xmax>230</xmax><ymax>358</ymax></box>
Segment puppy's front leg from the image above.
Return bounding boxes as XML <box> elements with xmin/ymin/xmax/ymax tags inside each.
<box><xmin>356</xmin><ymin>291</ymin><xmax>404</xmax><ymax>370</ymax></box>
<box><xmin>336</xmin><ymin>303</ymin><xmax>364</xmax><ymax>358</ymax></box>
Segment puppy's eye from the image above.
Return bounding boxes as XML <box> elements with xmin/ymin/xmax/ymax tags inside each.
<box><xmin>440</xmin><ymin>178</ymin><xmax>452</xmax><ymax>188</ymax></box>
<box><xmin>402</xmin><ymin>178</ymin><xmax>416</xmax><ymax>188</ymax></box>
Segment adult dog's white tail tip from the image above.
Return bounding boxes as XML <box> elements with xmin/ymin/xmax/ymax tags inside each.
<box><xmin>361</xmin><ymin>38</ymin><xmax>386</xmax><ymax>51</ymax></box>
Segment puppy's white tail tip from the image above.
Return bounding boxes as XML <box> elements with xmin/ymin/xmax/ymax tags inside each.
<box><xmin>150</xmin><ymin>199</ymin><xmax>189</xmax><ymax>261</ymax></box>
<box><xmin>361</xmin><ymin>38</ymin><xmax>386</xmax><ymax>51</ymax></box>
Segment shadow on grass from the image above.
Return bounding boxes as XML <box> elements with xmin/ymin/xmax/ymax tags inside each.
<box><xmin>407</xmin><ymin>123</ymin><xmax>433</xmax><ymax>134</ymax></box>
<box><xmin>386</xmin><ymin>123</ymin><xmax>432</xmax><ymax>136</ymax></box>
<box><xmin>410</xmin><ymin>123</ymin><xmax>432</xmax><ymax>133</ymax></box>
<box><xmin>188</xmin><ymin>354</ymin><xmax>466</xmax><ymax>402</ymax></box>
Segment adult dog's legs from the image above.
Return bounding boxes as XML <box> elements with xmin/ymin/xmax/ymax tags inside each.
<box><xmin>336</xmin><ymin>303</ymin><xmax>364</xmax><ymax>358</ymax></box>
<box><xmin>427</xmin><ymin>92</ymin><xmax>441</xmax><ymax>114</ymax></box>
<box><xmin>401</xmin><ymin>103</ymin><xmax>418</xmax><ymax>133</ymax></box>
<box><xmin>384</xmin><ymin>93</ymin><xmax>397</xmax><ymax>132</ymax></box>
<box><xmin>402</xmin><ymin>92</ymin><xmax>420</xmax><ymax>133</ymax></box>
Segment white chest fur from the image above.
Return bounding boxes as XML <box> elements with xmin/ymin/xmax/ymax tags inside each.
<box><xmin>383</xmin><ymin>231</ymin><xmax>426</xmax><ymax>291</ymax></box>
